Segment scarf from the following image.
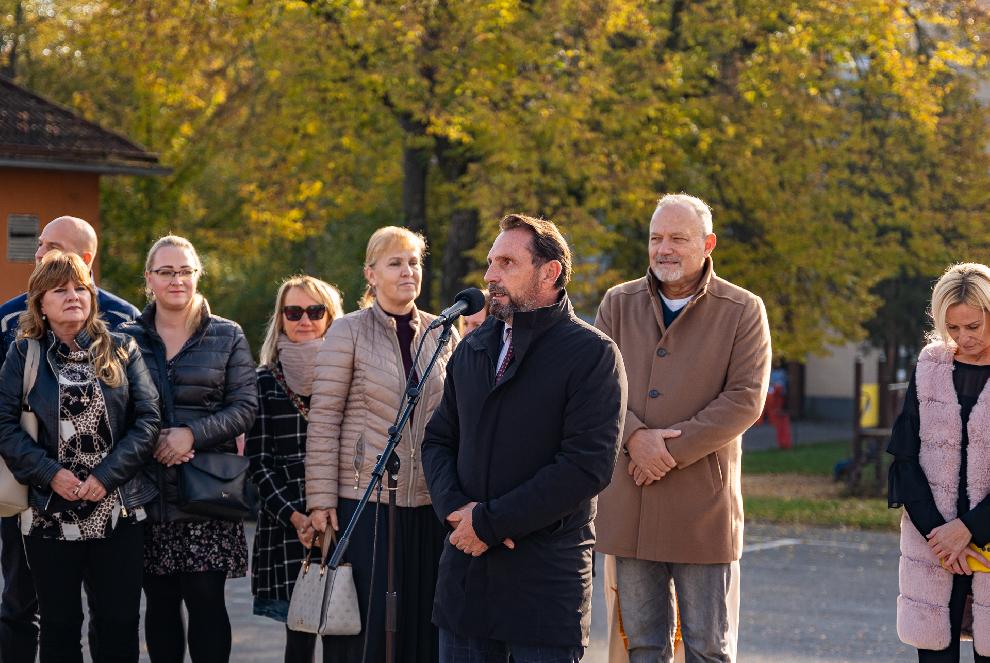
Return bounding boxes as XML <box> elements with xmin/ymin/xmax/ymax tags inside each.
<box><xmin>275</xmin><ymin>334</ymin><xmax>322</xmax><ymax>397</ymax></box>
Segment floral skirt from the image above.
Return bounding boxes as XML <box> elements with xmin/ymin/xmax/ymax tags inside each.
<box><xmin>144</xmin><ymin>519</ymin><xmax>248</xmax><ymax>578</ymax></box>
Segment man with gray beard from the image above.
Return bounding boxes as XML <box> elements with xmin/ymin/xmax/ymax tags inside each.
<box><xmin>594</xmin><ymin>194</ymin><xmax>772</xmax><ymax>663</ymax></box>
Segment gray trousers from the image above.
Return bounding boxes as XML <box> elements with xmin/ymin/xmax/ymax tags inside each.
<box><xmin>614</xmin><ymin>557</ymin><xmax>740</xmax><ymax>663</ymax></box>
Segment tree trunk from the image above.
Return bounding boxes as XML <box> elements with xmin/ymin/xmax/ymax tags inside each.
<box><xmin>440</xmin><ymin>207</ymin><xmax>480</xmax><ymax>304</ymax></box>
<box><xmin>1</xmin><ymin>2</ymin><xmax>24</xmax><ymax>79</ymax></box>
<box><xmin>402</xmin><ymin>145</ymin><xmax>431</xmax><ymax>309</ymax></box>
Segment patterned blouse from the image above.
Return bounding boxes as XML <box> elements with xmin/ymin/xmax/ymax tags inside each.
<box><xmin>24</xmin><ymin>348</ymin><xmax>119</xmax><ymax>540</ymax></box>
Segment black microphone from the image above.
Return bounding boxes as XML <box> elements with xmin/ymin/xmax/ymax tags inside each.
<box><xmin>428</xmin><ymin>287</ymin><xmax>486</xmax><ymax>329</ymax></box>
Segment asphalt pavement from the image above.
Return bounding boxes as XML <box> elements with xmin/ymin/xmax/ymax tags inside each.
<box><xmin>10</xmin><ymin>521</ymin><xmax>977</xmax><ymax>662</ymax></box>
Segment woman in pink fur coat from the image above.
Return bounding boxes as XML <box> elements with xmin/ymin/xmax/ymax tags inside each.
<box><xmin>888</xmin><ymin>263</ymin><xmax>990</xmax><ymax>662</ymax></box>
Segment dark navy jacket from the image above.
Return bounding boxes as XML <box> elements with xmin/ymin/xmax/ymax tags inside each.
<box><xmin>421</xmin><ymin>292</ymin><xmax>627</xmax><ymax>647</ymax></box>
<box><xmin>0</xmin><ymin>288</ymin><xmax>140</xmax><ymax>369</ymax></box>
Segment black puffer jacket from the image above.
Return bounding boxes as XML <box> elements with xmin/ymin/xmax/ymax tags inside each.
<box><xmin>0</xmin><ymin>330</ymin><xmax>161</xmax><ymax>511</ymax></box>
<box><xmin>121</xmin><ymin>300</ymin><xmax>257</xmax><ymax>521</ymax></box>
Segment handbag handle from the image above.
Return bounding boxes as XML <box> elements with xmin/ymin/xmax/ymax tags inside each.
<box><xmin>301</xmin><ymin>528</ymin><xmax>338</xmax><ymax>575</ymax></box>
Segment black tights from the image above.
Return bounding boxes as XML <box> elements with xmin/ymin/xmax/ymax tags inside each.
<box><xmin>918</xmin><ymin>574</ymin><xmax>990</xmax><ymax>663</ymax></box>
<box><xmin>143</xmin><ymin>571</ymin><xmax>231</xmax><ymax>663</ymax></box>
<box><xmin>285</xmin><ymin>626</ymin><xmax>339</xmax><ymax>663</ymax></box>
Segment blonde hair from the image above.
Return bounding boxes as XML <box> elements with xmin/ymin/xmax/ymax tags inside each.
<box><xmin>359</xmin><ymin>226</ymin><xmax>427</xmax><ymax>309</ymax></box>
<box><xmin>18</xmin><ymin>251</ymin><xmax>126</xmax><ymax>387</ymax></box>
<box><xmin>144</xmin><ymin>234</ymin><xmax>205</xmax><ymax>332</ymax></box>
<box><xmin>929</xmin><ymin>262</ymin><xmax>990</xmax><ymax>345</ymax></box>
<box><xmin>259</xmin><ymin>275</ymin><xmax>344</xmax><ymax>367</ymax></box>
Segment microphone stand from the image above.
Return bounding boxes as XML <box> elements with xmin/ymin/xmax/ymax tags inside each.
<box><xmin>327</xmin><ymin>320</ymin><xmax>456</xmax><ymax>663</ymax></box>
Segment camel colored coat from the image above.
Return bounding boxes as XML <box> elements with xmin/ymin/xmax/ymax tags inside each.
<box><xmin>594</xmin><ymin>258</ymin><xmax>771</xmax><ymax>563</ymax></box>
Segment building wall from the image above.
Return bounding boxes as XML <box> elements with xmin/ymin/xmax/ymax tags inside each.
<box><xmin>0</xmin><ymin>167</ymin><xmax>100</xmax><ymax>303</ymax></box>
<box><xmin>803</xmin><ymin>341</ymin><xmax>881</xmax><ymax>422</ymax></box>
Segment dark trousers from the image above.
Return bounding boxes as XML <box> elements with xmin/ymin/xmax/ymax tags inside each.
<box><xmin>439</xmin><ymin>629</ymin><xmax>584</xmax><ymax>663</ymax></box>
<box><xmin>143</xmin><ymin>570</ymin><xmax>230</xmax><ymax>663</ymax></box>
<box><xmin>918</xmin><ymin>574</ymin><xmax>990</xmax><ymax>663</ymax></box>
<box><xmin>22</xmin><ymin>522</ymin><xmax>145</xmax><ymax>663</ymax></box>
<box><xmin>321</xmin><ymin>498</ymin><xmax>445</xmax><ymax>663</ymax></box>
<box><xmin>285</xmin><ymin>625</ymin><xmax>339</xmax><ymax>663</ymax></box>
<box><xmin>0</xmin><ymin>515</ymin><xmax>38</xmax><ymax>662</ymax></box>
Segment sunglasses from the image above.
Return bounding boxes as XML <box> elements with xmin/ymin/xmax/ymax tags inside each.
<box><xmin>282</xmin><ymin>304</ymin><xmax>327</xmax><ymax>322</ymax></box>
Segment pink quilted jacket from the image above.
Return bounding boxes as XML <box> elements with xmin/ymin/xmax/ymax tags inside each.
<box><xmin>304</xmin><ymin>302</ymin><xmax>458</xmax><ymax>510</ymax></box>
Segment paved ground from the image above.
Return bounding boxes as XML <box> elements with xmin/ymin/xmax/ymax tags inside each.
<box><xmin>47</xmin><ymin>520</ymin><xmax>979</xmax><ymax>662</ymax></box>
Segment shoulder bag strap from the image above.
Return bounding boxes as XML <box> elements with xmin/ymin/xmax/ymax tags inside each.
<box><xmin>22</xmin><ymin>339</ymin><xmax>40</xmax><ymax>406</ymax></box>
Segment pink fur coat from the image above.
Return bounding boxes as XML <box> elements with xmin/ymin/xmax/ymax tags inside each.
<box><xmin>897</xmin><ymin>341</ymin><xmax>990</xmax><ymax>654</ymax></box>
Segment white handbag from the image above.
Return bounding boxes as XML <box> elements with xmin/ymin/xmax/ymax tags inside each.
<box><xmin>286</xmin><ymin>529</ymin><xmax>362</xmax><ymax>636</ymax></box>
<box><xmin>0</xmin><ymin>339</ymin><xmax>37</xmax><ymax>516</ymax></box>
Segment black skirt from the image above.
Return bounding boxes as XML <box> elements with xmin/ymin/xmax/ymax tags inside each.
<box><xmin>323</xmin><ymin>497</ymin><xmax>446</xmax><ymax>663</ymax></box>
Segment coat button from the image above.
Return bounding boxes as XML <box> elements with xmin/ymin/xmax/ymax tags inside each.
<box><xmin>656</xmin><ymin>348</ymin><xmax>668</xmax><ymax>357</ymax></box>
<box><xmin>649</xmin><ymin>389</ymin><xmax>660</xmax><ymax>398</ymax></box>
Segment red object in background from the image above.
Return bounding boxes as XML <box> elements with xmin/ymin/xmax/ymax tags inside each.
<box><xmin>764</xmin><ymin>385</ymin><xmax>793</xmax><ymax>449</ymax></box>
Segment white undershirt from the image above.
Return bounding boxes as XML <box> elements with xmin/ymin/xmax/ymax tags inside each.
<box><xmin>660</xmin><ymin>292</ymin><xmax>693</xmax><ymax>312</ymax></box>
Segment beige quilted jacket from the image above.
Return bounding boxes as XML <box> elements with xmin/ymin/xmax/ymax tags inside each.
<box><xmin>305</xmin><ymin>302</ymin><xmax>458</xmax><ymax>510</ymax></box>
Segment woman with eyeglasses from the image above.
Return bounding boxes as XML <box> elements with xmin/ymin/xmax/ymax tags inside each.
<box><xmin>305</xmin><ymin>226</ymin><xmax>458</xmax><ymax>662</ymax></box>
<box><xmin>0</xmin><ymin>251</ymin><xmax>160</xmax><ymax>662</ymax></box>
<box><xmin>246</xmin><ymin>275</ymin><xmax>344</xmax><ymax>662</ymax></box>
<box><xmin>121</xmin><ymin>235</ymin><xmax>257</xmax><ymax>663</ymax></box>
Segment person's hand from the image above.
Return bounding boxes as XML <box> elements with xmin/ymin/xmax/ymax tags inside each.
<box><xmin>76</xmin><ymin>475</ymin><xmax>107</xmax><ymax>502</ymax></box>
<box><xmin>928</xmin><ymin>519</ymin><xmax>972</xmax><ymax>564</ymax></box>
<box><xmin>629</xmin><ymin>460</ymin><xmax>658</xmax><ymax>486</ymax></box>
<box><xmin>50</xmin><ymin>468</ymin><xmax>81</xmax><ymax>501</ymax></box>
<box><xmin>626</xmin><ymin>428</ymin><xmax>681</xmax><ymax>484</ymax></box>
<box><xmin>447</xmin><ymin>502</ymin><xmax>515</xmax><ymax>555</ymax></box>
<box><xmin>309</xmin><ymin>508</ymin><xmax>338</xmax><ymax>533</ymax></box>
<box><xmin>290</xmin><ymin>511</ymin><xmax>315</xmax><ymax>547</ymax></box>
<box><xmin>153</xmin><ymin>428</ymin><xmax>195</xmax><ymax>466</ymax></box>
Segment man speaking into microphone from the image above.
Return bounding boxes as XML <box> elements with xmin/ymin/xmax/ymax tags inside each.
<box><xmin>422</xmin><ymin>214</ymin><xmax>627</xmax><ymax>662</ymax></box>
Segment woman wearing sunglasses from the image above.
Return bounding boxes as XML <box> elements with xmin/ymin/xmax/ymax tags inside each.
<box><xmin>121</xmin><ymin>235</ymin><xmax>257</xmax><ymax>663</ymax></box>
<box><xmin>246</xmin><ymin>275</ymin><xmax>344</xmax><ymax>662</ymax></box>
<box><xmin>306</xmin><ymin>226</ymin><xmax>458</xmax><ymax>662</ymax></box>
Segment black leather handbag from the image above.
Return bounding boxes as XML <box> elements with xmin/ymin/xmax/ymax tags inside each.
<box><xmin>177</xmin><ymin>452</ymin><xmax>252</xmax><ymax>520</ymax></box>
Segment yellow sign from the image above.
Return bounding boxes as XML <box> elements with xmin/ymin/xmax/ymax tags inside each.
<box><xmin>860</xmin><ymin>383</ymin><xmax>879</xmax><ymax>427</ymax></box>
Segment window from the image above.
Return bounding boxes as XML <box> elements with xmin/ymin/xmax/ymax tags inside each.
<box><xmin>7</xmin><ymin>214</ymin><xmax>39</xmax><ymax>262</ymax></box>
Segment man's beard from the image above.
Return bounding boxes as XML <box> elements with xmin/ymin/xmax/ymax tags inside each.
<box><xmin>652</xmin><ymin>261</ymin><xmax>683</xmax><ymax>283</ymax></box>
<box><xmin>488</xmin><ymin>282</ymin><xmax>540</xmax><ymax>321</ymax></box>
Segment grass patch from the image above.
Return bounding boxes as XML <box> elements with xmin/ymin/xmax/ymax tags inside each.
<box><xmin>744</xmin><ymin>495</ymin><xmax>899</xmax><ymax>531</ymax></box>
<box><xmin>743</xmin><ymin>440</ymin><xmax>848</xmax><ymax>476</ymax></box>
<box><xmin>743</xmin><ymin>440</ymin><xmax>898</xmax><ymax>531</ymax></box>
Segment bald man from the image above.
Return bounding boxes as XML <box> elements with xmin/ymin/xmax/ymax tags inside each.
<box><xmin>0</xmin><ymin>216</ymin><xmax>140</xmax><ymax>662</ymax></box>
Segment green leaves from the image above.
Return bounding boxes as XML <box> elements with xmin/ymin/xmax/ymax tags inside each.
<box><xmin>3</xmin><ymin>0</ymin><xmax>989</xmax><ymax>358</ymax></box>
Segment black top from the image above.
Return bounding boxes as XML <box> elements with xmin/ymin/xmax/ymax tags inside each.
<box><xmin>887</xmin><ymin>361</ymin><xmax>990</xmax><ymax>546</ymax></box>
<box><xmin>387</xmin><ymin>310</ymin><xmax>417</xmax><ymax>382</ymax></box>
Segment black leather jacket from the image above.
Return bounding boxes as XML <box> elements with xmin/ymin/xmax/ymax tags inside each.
<box><xmin>0</xmin><ymin>330</ymin><xmax>161</xmax><ymax>511</ymax></box>
<box><xmin>121</xmin><ymin>300</ymin><xmax>257</xmax><ymax>521</ymax></box>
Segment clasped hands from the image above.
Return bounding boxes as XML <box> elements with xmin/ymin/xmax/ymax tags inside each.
<box><xmin>447</xmin><ymin>502</ymin><xmax>515</xmax><ymax>557</ymax></box>
<box><xmin>927</xmin><ymin>518</ymin><xmax>983</xmax><ymax>575</ymax></box>
<box><xmin>50</xmin><ymin>468</ymin><xmax>106</xmax><ymax>502</ymax></box>
<box><xmin>153</xmin><ymin>427</ymin><xmax>195</xmax><ymax>467</ymax></box>
<box><xmin>626</xmin><ymin>428</ymin><xmax>681</xmax><ymax>486</ymax></box>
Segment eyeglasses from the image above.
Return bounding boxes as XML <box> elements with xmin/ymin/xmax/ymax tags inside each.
<box><xmin>151</xmin><ymin>268</ymin><xmax>198</xmax><ymax>281</ymax></box>
<box><xmin>282</xmin><ymin>304</ymin><xmax>327</xmax><ymax>322</ymax></box>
